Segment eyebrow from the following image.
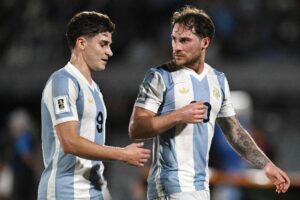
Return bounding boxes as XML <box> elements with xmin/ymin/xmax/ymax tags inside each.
<box><xmin>171</xmin><ymin>35</ymin><xmax>192</xmax><ymax>40</ymax></box>
<box><xmin>99</xmin><ymin>39</ymin><xmax>112</xmax><ymax>45</ymax></box>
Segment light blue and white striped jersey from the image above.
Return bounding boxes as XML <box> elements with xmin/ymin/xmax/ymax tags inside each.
<box><xmin>134</xmin><ymin>62</ymin><xmax>236</xmax><ymax>199</ymax></box>
<box><xmin>38</xmin><ymin>62</ymin><xmax>108</xmax><ymax>200</ymax></box>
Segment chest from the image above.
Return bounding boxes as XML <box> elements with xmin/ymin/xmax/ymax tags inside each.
<box><xmin>162</xmin><ymin>72</ymin><xmax>223</xmax><ymax>116</ymax></box>
<box><xmin>76</xmin><ymin>84</ymin><xmax>106</xmax><ymax>121</ymax></box>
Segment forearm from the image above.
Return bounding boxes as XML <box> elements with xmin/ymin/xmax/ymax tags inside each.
<box><xmin>129</xmin><ymin>111</ymin><xmax>181</xmax><ymax>139</ymax></box>
<box><xmin>217</xmin><ymin>116</ymin><xmax>271</xmax><ymax>169</ymax></box>
<box><xmin>60</xmin><ymin>134</ymin><xmax>126</xmax><ymax>161</ymax></box>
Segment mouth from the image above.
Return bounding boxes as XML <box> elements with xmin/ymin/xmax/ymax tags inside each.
<box><xmin>101</xmin><ymin>58</ymin><xmax>108</xmax><ymax>63</ymax></box>
<box><xmin>173</xmin><ymin>54</ymin><xmax>185</xmax><ymax>59</ymax></box>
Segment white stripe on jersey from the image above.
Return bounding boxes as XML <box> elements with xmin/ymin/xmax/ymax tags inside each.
<box><xmin>173</xmin><ymin>70</ymin><xmax>195</xmax><ymax>191</ymax></box>
<box><xmin>47</xmin><ymin>129</ymin><xmax>60</xmax><ymax>200</ymax></box>
<box><xmin>68</xmin><ymin>66</ymin><xmax>95</xmax><ymax>199</ymax></box>
<box><xmin>205</xmin><ymin>72</ymin><xmax>222</xmax><ymax>187</ymax></box>
<box><xmin>154</xmin><ymin>137</ymin><xmax>163</xmax><ymax>197</ymax></box>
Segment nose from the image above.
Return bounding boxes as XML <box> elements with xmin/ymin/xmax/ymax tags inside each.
<box><xmin>106</xmin><ymin>46</ymin><xmax>113</xmax><ymax>57</ymax></box>
<box><xmin>172</xmin><ymin>40</ymin><xmax>183</xmax><ymax>52</ymax></box>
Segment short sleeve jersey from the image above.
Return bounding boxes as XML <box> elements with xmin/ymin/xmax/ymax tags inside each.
<box><xmin>38</xmin><ymin>62</ymin><xmax>107</xmax><ymax>200</ymax></box>
<box><xmin>134</xmin><ymin>62</ymin><xmax>235</xmax><ymax>199</ymax></box>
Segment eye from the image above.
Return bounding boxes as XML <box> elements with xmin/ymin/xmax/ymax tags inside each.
<box><xmin>180</xmin><ymin>38</ymin><xmax>189</xmax><ymax>44</ymax></box>
<box><xmin>99</xmin><ymin>41</ymin><xmax>109</xmax><ymax>47</ymax></box>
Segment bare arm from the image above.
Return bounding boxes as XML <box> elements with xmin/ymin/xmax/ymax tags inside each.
<box><xmin>56</xmin><ymin>121</ymin><xmax>151</xmax><ymax>167</ymax></box>
<box><xmin>217</xmin><ymin>116</ymin><xmax>270</xmax><ymax>168</ymax></box>
<box><xmin>217</xmin><ymin>115</ymin><xmax>290</xmax><ymax>193</ymax></box>
<box><xmin>129</xmin><ymin>101</ymin><xmax>206</xmax><ymax>139</ymax></box>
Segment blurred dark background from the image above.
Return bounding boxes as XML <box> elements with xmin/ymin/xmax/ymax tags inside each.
<box><xmin>0</xmin><ymin>0</ymin><xmax>299</xmax><ymax>199</ymax></box>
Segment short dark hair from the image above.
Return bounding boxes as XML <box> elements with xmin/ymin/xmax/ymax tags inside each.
<box><xmin>66</xmin><ymin>11</ymin><xmax>115</xmax><ymax>49</ymax></box>
<box><xmin>171</xmin><ymin>6</ymin><xmax>215</xmax><ymax>40</ymax></box>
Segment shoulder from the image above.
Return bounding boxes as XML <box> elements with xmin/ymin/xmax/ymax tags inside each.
<box><xmin>149</xmin><ymin>60</ymin><xmax>182</xmax><ymax>76</ymax></box>
<box><xmin>48</xmin><ymin>67</ymin><xmax>79</xmax><ymax>87</ymax></box>
<box><xmin>50</xmin><ymin>67</ymin><xmax>71</xmax><ymax>81</ymax></box>
<box><xmin>205</xmin><ymin>63</ymin><xmax>225</xmax><ymax>77</ymax></box>
<box><xmin>143</xmin><ymin>61</ymin><xmax>179</xmax><ymax>86</ymax></box>
<box><xmin>43</xmin><ymin>66</ymin><xmax>79</xmax><ymax>96</ymax></box>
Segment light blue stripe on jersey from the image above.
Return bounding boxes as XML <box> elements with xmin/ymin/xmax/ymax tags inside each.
<box><xmin>89</xmin><ymin>87</ymin><xmax>105</xmax><ymax>199</ymax></box>
<box><xmin>52</xmin><ymin>69</ymin><xmax>77</xmax><ymax>198</ymax></box>
<box><xmin>190</xmin><ymin>75</ymin><xmax>209</xmax><ymax>190</ymax></box>
<box><xmin>41</xmin><ymin>100</ymin><xmax>56</xmax><ymax>167</ymax></box>
<box><xmin>52</xmin><ymin>69</ymin><xmax>75</xmax><ymax>120</ymax></box>
<box><xmin>38</xmin><ymin>101</ymin><xmax>54</xmax><ymax>199</ymax></box>
<box><xmin>156</xmin><ymin>68</ymin><xmax>181</xmax><ymax>194</ymax></box>
<box><xmin>147</xmin><ymin>67</ymin><xmax>183</xmax><ymax>198</ymax></box>
<box><xmin>144</xmin><ymin>68</ymin><xmax>161</xmax><ymax>198</ymax></box>
<box><xmin>214</xmin><ymin>69</ymin><xmax>226</xmax><ymax>100</ymax></box>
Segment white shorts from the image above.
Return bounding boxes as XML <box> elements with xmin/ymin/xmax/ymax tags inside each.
<box><xmin>152</xmin><ymin>190</ymin><xmax>210</xmax><ymax>200</ymax></box>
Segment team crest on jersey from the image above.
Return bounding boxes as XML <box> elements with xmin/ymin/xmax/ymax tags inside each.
<box><xmin>179</xmin><ymin>87</ymin><xmax>189</xmax><ymax>94</ymax></box>
<box><xmin>54</xmin><ymin>95</ymin><xmax>70</xmax><ymax>114</ymax></box>
<box><xmin>87</xmin><ymin>96</ymin><xmax>94</xmax><ymax>104</ymax></box>
<box><xmin>213</xmin><ymin>87</ymin><xmax>220</xmax><ymax>100</ymax></box>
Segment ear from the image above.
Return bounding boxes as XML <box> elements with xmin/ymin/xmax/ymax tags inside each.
<box><xmin>75</xmin><ymin>36</ymin><xmax>86</xmax><ymax>50</ymax></box>
<box><xmin>201</xmin><ymin>37</ymin><xmax>211</xmax><ymax>49</ymax></box>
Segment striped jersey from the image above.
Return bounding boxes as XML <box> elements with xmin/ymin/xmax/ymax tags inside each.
<box><xmin>38</xmin><ymin>62</ymin><xmax>108</xmax><ymax>200</ymax></box>
<box><xmin>134</xmin><ymin>62</ymin><xmax>236</xmax><ymax>199</ymax></box>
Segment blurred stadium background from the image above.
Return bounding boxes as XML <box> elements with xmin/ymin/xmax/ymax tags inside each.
<box><xmin>0</xmin><ymin>0</ymin><xmax>299</xmax><ymax>199</ymax></box>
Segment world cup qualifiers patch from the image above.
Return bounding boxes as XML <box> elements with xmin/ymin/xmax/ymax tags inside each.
<box><xmin>54</xmin><ymin>95</ymin><xmax>70</xmax><ymax>114</ymax></box>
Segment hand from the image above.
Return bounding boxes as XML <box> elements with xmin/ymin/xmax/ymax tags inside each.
<box><xmin>264</xmin><ymin>162</ymin><xmax>290</xmax><ymax>193</ymax></box>
<box><xmin>176</xmin><ymin>100</ymin><xmax>206</xmax><ymax>123</ymax></box>
<box><xmin>124</xmin><ymin>142</ymin><xmax>151</xmax><ymax>167</ymax></box>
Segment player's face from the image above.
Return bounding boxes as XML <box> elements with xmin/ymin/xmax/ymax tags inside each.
<box><xmin>171</xmin><ymin>23</ymin><xmax>204</xmax><ymax>67</ymax></box>
<box><xmin>83</xmin><ymin>32</ymin><xmax>113</xmax><ymax>71</ymax></box>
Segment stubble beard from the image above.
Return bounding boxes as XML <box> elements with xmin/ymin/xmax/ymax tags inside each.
<box><xmin>173</xmin><ymin>54</ymin><xmax>199</xmax><ymax>68</ymax></box>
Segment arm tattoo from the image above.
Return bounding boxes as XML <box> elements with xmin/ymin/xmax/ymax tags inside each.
<box><xmin>217</xmin><ymin>116</ymin><xmax>270</xmax><ymax>169</ymax></box>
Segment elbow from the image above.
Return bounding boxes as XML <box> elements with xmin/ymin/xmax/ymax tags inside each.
<box><xmin>129</xmin><ymin>120</ymin><xmax>146</xmax><ymax>140</ymax></box>
<box><xmin>60</xmin><ymin>143</ymin><xmax>73</xmax><ymax>154</ymax></box>
<box><xmin>60</xmin><ymin>138</ymin><xmax>77</xmax><ymax>154</ymax></box>
<box><xmin>128</xmin><ymin>124</ymin><xmax>139</xmax><ymax>140</ymax></box>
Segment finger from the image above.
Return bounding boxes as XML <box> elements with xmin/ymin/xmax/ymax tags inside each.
<box><xmin>140</xmin><ymin>159</ymin><xmax>148</xmax><ymax>163</ymax></box>
<box><xmin>135</xmin><ymin>142</ymin><xmax>144</xmax><ymax>147</ymax></box>
<box><xmin>280</xmin><ymin>171</ymin><xmax>291</xmax><ymax>187</ymax></box>
<box><xmin>196</xmin><ymin>100</ymin><xmax>204</xmax><ymax>104</ymax></box>
<box><xmin>141</xmin><ymin>149</ymin><xmax>151</xmax><ymax>154</ymax></box>
<box><xmin>282</xmin><ymin>183</ymin><xmax>289</xmax><ymax>193</ymax></box>
<box><xmin>142</xmin><ymin>154</ymin><xmax>150</xmax><ymax>159</ymax></box>
<box><xmin>276</xmin><ymin>184</ymin><xmax>283</xmax><ymax>194</ymax></box>
<box><xmin>193</xmin><ymin>119</ymin><xmax>204</xmax><ymax>123</ymax></box>
<box><xmin>195</xmin><ymin>113</ymin><xmax>206</xmax><ymax>118</ymax></box>
<box><xmin>140</xmin><ymin>154</ymin><xmax>150</xmax><ymax>159</ymax></box>
<box><xmin>277</xmin><ymin>183</ymin><xmax>284</xmax><ymax>193</ymax></box>
<box><xmin>138</xmin><ymin>162</ymin><xmax>145</xmax><ymax>167</ymax></box>
<box><xmin>195</xmin><ymin>109</ymin><xmax>206</xmax><ymax>115</ymax></box>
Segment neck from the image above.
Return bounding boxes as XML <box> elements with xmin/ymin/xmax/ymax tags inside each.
<box><xmin>189</xmin><ymin>50</ymin><xmax>206</xmax><ymax>74</ymax></box>
<box><xmin>69</xmin><ymin>52</ymin><xmax>93</xmax><ymax>84</ymax></box>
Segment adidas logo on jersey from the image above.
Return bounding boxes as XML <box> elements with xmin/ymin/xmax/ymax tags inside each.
<box><xmin>179</xmin><ymin>87</ymin><xmax>189</xmax><ymax>94</ymax></box>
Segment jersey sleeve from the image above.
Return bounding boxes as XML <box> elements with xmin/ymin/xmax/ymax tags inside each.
<box><xmin>134</xmin><ymin>68</ymin><xmax>166</xmax><ymax>113</ymax></box>
<box><xmin>217</xmin><ymin>76</ymin><xmax>236</xmax><ymax>118</ymax></box>
<box><xmin>43</xmin><ymin>74</ymin><xmax>79</xmax><ymax>126</ymax></box>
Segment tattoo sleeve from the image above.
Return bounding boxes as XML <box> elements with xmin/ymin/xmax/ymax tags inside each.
<box><xmin>216</xmin><ymin>116</ymin><xmax>270</xmax><ymax>169</ymax></box>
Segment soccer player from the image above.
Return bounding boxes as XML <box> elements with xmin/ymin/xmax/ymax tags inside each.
<box><xmin>38</xmin><ymin>11</ymin><xmax>151</xmax><ymax>200</ymax></box>
<box><xmin>128</xmin><ymin>6</ymin><xmax>290</xmax><ymax>200</ymax></box>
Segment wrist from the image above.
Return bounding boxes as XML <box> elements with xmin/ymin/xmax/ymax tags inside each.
<box><xmin>263</xmin><ymin>161</ymin><xmax>274</xmax><ymax>171</ymax></box>
<box><xmin>170</xmin><ymin>110</ymin><xmax>182</xmax><ymax>124</ymax></box>
<box><xmin>119</xmin><ymin>147</ymin><xmax>127</xmax><ymax>162</ymax></box>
